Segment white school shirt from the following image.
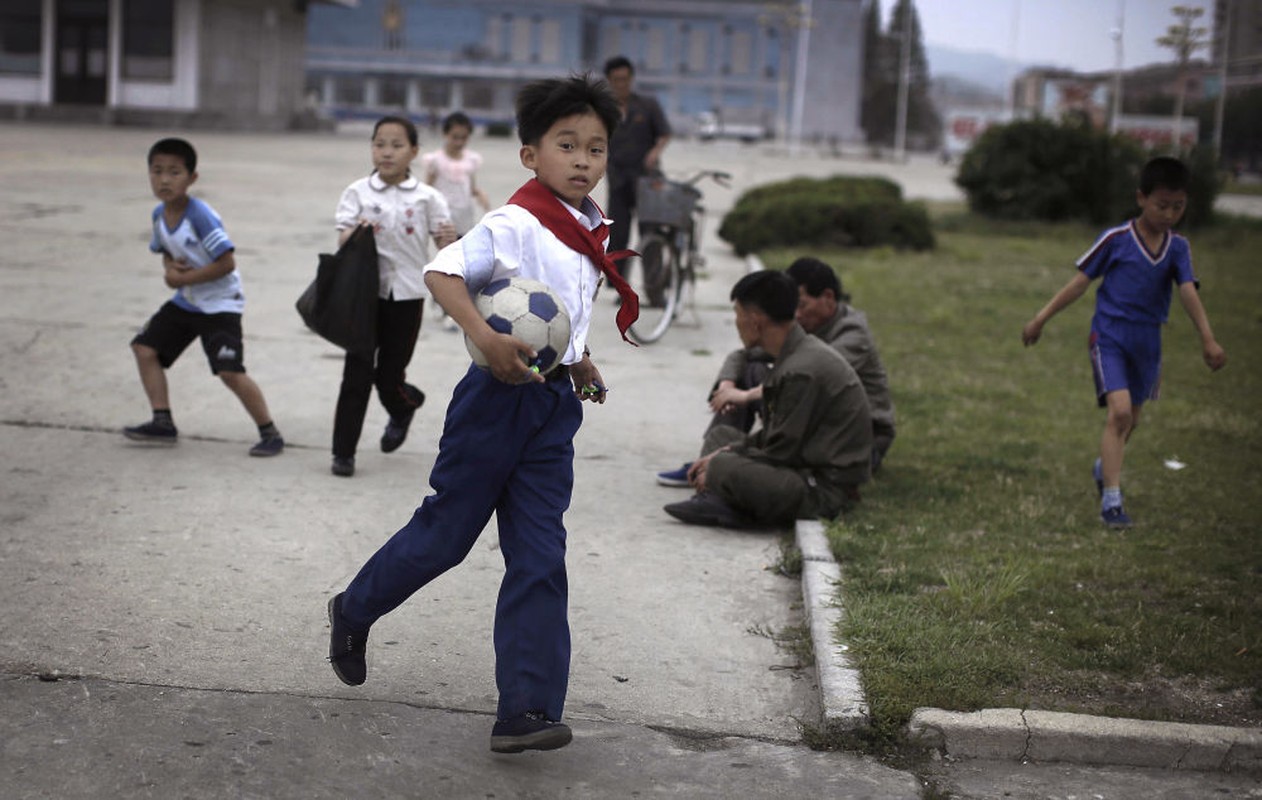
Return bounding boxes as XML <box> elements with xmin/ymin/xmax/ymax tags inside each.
<box><xmin>424</xmin><ymin>196</ymin><xmax>606</xmax><ymax>366</ymax></box>
<box><xmin>420</xmin><ymin>148</ymin><xmax>484</xmax><ymax>236</ymax></box>
<box><xmin>149</xmin><ymin>197</ymin><xmax>244</xmax><ymax>314</ymax></box>
<box><xmin>335</xmin><ymin>172</ymin><xmax>452</xmax><ymax>300</ymax></box>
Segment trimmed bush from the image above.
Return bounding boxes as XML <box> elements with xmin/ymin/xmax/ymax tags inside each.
<box><xmin>718</xmin><ymin>175</ymin><xmax>935</xmax><ymax>255</ymax></box>
<box><xmin>955</xmin><ymin>118</ymin><xmax>1221</xmax><ymax>229</ymax></box>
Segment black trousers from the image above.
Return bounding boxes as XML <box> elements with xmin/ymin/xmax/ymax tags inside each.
<box><xmin>606</xmin><ymin>177</ymin><xmax>641</xmax><ymax>279</ymax></box>
<box><xmin>332</xmin><ymin>297</ymin><xmax>425</xmax><ymax>458</ymax></box>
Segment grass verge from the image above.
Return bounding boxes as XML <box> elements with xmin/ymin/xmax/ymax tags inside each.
<box><xmin>762</xmin><ymin>208</ymin><xmax>1262</xmax><ymax>747</ymax></box>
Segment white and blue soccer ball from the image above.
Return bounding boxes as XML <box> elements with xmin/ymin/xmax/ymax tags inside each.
<box><xmin>464</xmin><ymin>277</ymin><xmax>571</xmax><ymax>376</ymax></box>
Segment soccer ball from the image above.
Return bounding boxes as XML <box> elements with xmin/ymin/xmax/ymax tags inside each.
<box><xmin>464</xmin><ymin>277</ymin><xmax>572</xmax><ymax>376</ymax></box>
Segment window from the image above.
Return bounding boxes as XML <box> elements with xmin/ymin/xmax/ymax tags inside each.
<box><xmin>0</xmin><ymin>0</ymin><xmax>42</xmax><ymax>75</ymax></box>
<box><xmin>510</xmin><ymin>16</ymin><xmax>531</xmax><ymax>63</ymax></box>
<box><xmin>687</xmin><ymin>27</ymin><xmax>707</xmax><ymax>74</ymax></box>
<box><xmin>123</xmin><ymin>0</ymin><xmax>173</xmax><ymax>81</ymax></box>
<box><xmin>539</xmin><ymin>19</ymin><xmax>560</xmax><ymax>64</ymax></box>
<box><xmin>463</xmin><ymin>80</ymin><xmax>494</xmax><ymax>109</ymax></box>
<box><xmin>379</xmin><ymin>75</ymin><xmax>408</xmax><ymax>108</ymax></box>
<box><xmin>419</xmin><ymin>81</ymin><xmax>450</xmax><ymax>109</ymax></box>
<box><xmin>730</xmin><ymin>31</ymin><xmax>752</xmax><ymax>74</ymax></box>
<box><xmin>646</xmin><ymin>27</ymin><xmax>665</xmax><ymax>71</ymax></box>
<box><xmin>484</xmin><ymin>16</ymin><xmax>503</xmax><ymax>60</ymax></box>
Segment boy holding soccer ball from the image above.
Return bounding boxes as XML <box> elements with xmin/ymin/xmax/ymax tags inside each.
<box><xmin>326</xmin><ymin>74</ymin><xmax>639</xmax><ymax>753</ymax></box>
<box><xmin>1022</xmin><ymin>156</ymin><xmax>1226</xmax><ymax>529</ymax></box>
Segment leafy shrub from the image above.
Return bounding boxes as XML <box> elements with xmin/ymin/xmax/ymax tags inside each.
<box><xmin>955</xmin><ymin>118</ymin><xmax>1221</xmax><ymax>229</ymax></box>
<box><xmin>717</xmin><ymin>175</ymin><xmax>934</xmax><ymax>255</ymax></box>
<box><xmin>485</xmin><ymin>121</ymin><xmax>514</xmax><ymax>138</ymax></box>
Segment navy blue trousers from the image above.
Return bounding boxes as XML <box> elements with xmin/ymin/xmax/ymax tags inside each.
<box><xmin>341</xmin><ymin>365</ymin><xmax>582</xmax><ymax>721</ymax></box>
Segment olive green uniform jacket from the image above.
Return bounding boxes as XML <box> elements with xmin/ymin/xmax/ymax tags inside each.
<box><xmin>715</xmin><ymin>304</ymin><xmax>895</xmax><ymax>437</ymax></box>
<box><xmin>705</xmin><ymin>325</ymin><xmax>872</xmax><ymax>524</ymax></box>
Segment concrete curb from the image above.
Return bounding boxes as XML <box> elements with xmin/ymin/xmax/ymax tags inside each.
<box><xmin>794</xmin><ymin>519</ymin><xmax>869</xmax><ymax>732</ymax></box>
<box><xmin>796</xmin><ymin>520</ymin><xmax>1262</xmax><ymax>775</ymax></box>
<box><xmin>906</xmin><ymin>707</ymin><xmax>1262</xmax><ymax>775</ymax></box>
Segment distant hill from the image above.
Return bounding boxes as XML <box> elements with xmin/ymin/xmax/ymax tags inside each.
<box><xmin>925</xmin><ymin>43</ymin><xmax>1025</xmax><ymax>95</ymax></box>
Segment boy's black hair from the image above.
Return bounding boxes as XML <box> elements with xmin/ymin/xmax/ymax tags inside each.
<box><xmin>730</xmin><ymin>270</ymin><xmax>798</xmax><ymax>323</ymax></box>
<box><xmin>442</xmin><ymin>111</ymin><xmax>473</xmax><ymax>134</ymax></box>
<box><xmin>603</xmin><ymin>55</ymin><xmax>634</xmax><ymax>76</ymax></box>
<box><xmin>1139</xmin><ymin>156</ymin><xmax>1190</xmax><ymax>195</ymax></box>
<box><xmin>515</xmin><ymin>74</ymin><xmax>619</xmax><ymax>146</ymax></box>
<box><xmin>786</xmin><ymin>256</ymin><xmax>850</xmax><ymax>303</ymax></box>
<box><xmin>373</xmin><ymin>115</ymin><xmax>419</xmax><ymax>147</ymax></box>
<box><xmin>148</xmin><ymin>138</ymin><xmax>197</xmax><ymax>173</ymax></box>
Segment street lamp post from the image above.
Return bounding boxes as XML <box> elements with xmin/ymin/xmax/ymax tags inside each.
<box><xmin>789</xmin><ymin>0</ymin><xmax>813</xmax><ymax>149</ymax></box>
<box><xmin>1109</xmin><ymin>0</ymin><xmax>1125</xmax><ymax>134</ymax></box>
<box><xmin>1213</xmin><ymin>0</ymin><xmax>1233</xmax><ymax>155</ymax></box>
<box><xmin>893</xmin><ymin>0</ymin><xmax>911</xmax><ymax>161</ymax></box>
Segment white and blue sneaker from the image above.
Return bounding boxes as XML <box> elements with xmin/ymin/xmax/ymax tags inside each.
<box><xmin>656</xmin><ymin>462</ymin><xmax>693</xmax><ymax>487</ymax></box>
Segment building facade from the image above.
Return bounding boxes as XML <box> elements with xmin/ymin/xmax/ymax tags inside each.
<box><xmin>305</xmin><ymin>0</ymin><xmax>865</xmax><ymax>142</ymax></box>
<box><xmin>0</xmin><ymin>0</ymin><xmax>351</xmax><ymax>127</ymax></box>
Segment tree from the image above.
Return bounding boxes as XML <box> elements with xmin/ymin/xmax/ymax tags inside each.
<box><xmin>1157</xmin><ymin>5</ymin><xmax>1209</xmax><ymax>152</ymax></box>
<box><xmin>863</xmin><ymin>0</ymin><xmax>939</xmax><ymax>148</ymax></box>
<box><xmin>859</xmin><ymin>0</ymin><xmax>889</xmax><ymax>141</ymax></box>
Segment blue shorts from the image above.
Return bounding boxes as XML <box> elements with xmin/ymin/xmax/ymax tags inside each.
<box><xmin>1089</xmin><ymin>318</ymin><xmax>1161</xmax><ymax>408</ymax></box>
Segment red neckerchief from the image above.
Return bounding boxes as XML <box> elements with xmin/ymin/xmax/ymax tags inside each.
<box><xmin>508</xmin><ymin>178</ymin><xmax>639</xmax><ymax>343</ymax></box>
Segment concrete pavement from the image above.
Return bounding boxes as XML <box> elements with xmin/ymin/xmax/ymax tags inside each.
<box><xmin>1</xmin><ymin>121</ymin><xmax>1259</xmax><ymax>799</ymax></box>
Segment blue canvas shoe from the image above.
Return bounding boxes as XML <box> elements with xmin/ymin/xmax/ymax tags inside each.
<box><xmin>1100</xmin><ymin>506</ymin><xmax>1133</xmax><ymax>529</ymax></box>
<box><xmin>656</xmin><ymin>462</ymin><xmax>693</xmax><ymax>487</ymax></box>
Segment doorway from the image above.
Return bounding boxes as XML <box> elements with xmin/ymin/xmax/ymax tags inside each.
<box><xmin>55</xmin><ymin>0</ymin><xmax>110</xmax><ymax>105</ymax></box>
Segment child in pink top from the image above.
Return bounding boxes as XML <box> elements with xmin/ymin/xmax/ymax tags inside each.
<box><xmin>421</xmin><ymin>111</ymin><xmax>491</xmax><ymax>236</ymax></box>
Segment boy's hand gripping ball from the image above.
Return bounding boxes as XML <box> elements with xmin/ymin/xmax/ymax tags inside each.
<box><xmin>465</xmin><ymin>277</ymin><xmax>572</xmax><ymax>376</ymax></box>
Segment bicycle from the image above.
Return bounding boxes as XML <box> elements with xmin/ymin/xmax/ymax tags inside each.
<box><xmin>624</xmin><ymin>169</ymin><xmax>731</xmax><ymax>344</ymax></box>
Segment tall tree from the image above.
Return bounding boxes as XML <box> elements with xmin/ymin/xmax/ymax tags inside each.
<box><xmin>860</xmin><ymin>0</ymin><xmax>893</xmax><ymax>141</ymax></box>
<box><xmin>1157</xmin><ymin>4</ymin><xmax>1209</xmax><ymax>151</ymax></box>
<box><xmin>864</xmin><ymin>0</ymin><xmax>939</xmax><ymax>147</ymax></box>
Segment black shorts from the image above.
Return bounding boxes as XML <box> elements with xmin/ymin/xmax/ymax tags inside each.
<box><xmin>131</xmin><ymin>301</ymin><xmax>247</xmax><ymax>374</ymax></box>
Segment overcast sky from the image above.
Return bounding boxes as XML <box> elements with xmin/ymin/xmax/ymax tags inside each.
<box><xmin>877</xmin><ymin>0</ymin><xmax>1214</xmax><ymax>72</ymax></box>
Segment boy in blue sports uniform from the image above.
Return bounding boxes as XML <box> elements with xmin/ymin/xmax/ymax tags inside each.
<box><xmin>1022</xmin><ymin>156</ymin><xmax>1226</xmax><ymax>528</ymax></box>
<box><xmin>126</xmin><ymin>138</ymin><xmax>284</xmax><ymax>457</ymax></box>
<box><xmin>326</xmin><ymin>75</ymin><xmax>639</xmax><ymax>753</ymax></box>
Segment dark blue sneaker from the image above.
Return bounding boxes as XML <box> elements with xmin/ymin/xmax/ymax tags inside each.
<box><xmin>331</xmin><ymin>456</ymin><xmax>355</xmax><ymax>477</ymax></box>
<box><xmin>490</xmin><ymin>712</ymin><xmax>573</xmax><ymax>754</ymax></box>
<box><xmin>1100</xmin><ymin>506</ymin><xmax>1133</xmax><ymax>529</ymax></box>
<box><xmin>1092</xmin><ymin>458</ymin><xmax>1103</xmax><ymax>498</ymax></box>
<box><xmin>656</xmin><ymin>462</ymin><xmax>693</xmax><ymax>487</ymax></box>
<box><xmin>249</xmin><ymin>434</ymin><xmax>284</xmax><ymax>457</ymax></box>
<box><xmin>327</xmin><ymin>593</ymin><xmax>368</xmax><ymax>686</ymax></box>
<box><xmin>123</xmin><ymin>420</ymin><xmax>177</xmax><ymax>444</ymax></box>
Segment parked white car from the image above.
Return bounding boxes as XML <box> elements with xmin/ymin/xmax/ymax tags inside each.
<box><xmin>696</xmin><ymin>111</ymin><xmax>770</xmax><ymax>143</ymax></box>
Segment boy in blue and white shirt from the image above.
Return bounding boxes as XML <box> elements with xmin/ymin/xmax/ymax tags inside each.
<box><xmin>125</xmin><ymin>138</ymin><xmax>284</xmax><ymax>457</ymax></box>
<box><xmin>1022</xmin><ymin>156</ymin><xmax>1226</xmax><ymax>528</ymax></box>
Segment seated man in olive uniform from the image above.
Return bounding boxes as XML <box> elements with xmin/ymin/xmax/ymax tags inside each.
<box><xmin>657</xmin><ymin>257</ymin><xmax>894</xmax><ymax>487</ymax></box>
<box><xmin>663</xmin><ymin>271</ymin><xmax>872</xmax><ymax>529</ymax></box>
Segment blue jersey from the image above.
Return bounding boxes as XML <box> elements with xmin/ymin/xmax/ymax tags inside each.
<box><xmin>1076</xmin><ymin>220</ymin><xmax>1196</xmax><ymax>327</ymax></box>
<box><xmin>150</xmin><ymin>197</ymin><xmax>243</xmax><ymax>314</ymax></box>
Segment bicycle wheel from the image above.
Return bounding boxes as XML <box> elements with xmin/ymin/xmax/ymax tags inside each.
<box><xmin>626</xmin><ymin>232</ymin><xmax>682</xmax><ymax>344</ymax></box>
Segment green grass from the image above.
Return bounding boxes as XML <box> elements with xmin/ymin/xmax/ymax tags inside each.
<box><xmin>1223</xmin><ymin>178</ymin><xmax>1262</xmax><ymax>197</ymax></box>
<box><xmin>762</xmin><ymin>209</ymin><xmax>1262</xmax><ymax>745</ymax></box>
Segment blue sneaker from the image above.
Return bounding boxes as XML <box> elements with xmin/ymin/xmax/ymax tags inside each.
<box><xmin>1092</xmin><ymin>458</ymin><xmax>1103</xmax><ymax>498</ymax></box>
<box><xmin>656</xmin><ymin>462</ymin><xmax>693</xmax><ymax>487</ymax></box>
<box><xmin>1100</xmin><ymin>506</ymin><xmax>1133</xmax><ymax>529</ymax></box>
<box><xmin>249</xmin><ymin>434</ymin><xmax>284</xmax><ymax>457</ymax></box>
<box><xmin>123</xmin><ymin>420</ymin><xmax>178</xmax><ymax>444</ymax></box>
